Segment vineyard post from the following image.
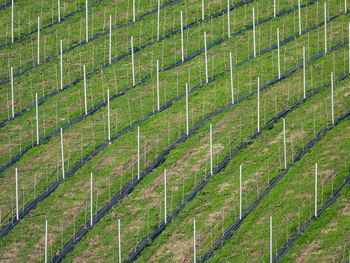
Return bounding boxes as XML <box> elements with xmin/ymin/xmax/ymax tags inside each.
<box><xmin>210</xmin><ymin>124</ymin><xmax>213</xmax><ymax>175</ymax></box>
<box><xmin>85</xmin><ymin>0</ymin><xmax>89</xmax><ymax>42</ymax></box>
<box><xmin>253</xmin><ymin>8</ymin><xmax>256</xmax><ymax>58</ymax></box>
<box><xmin>181</xmin><ymin>11</ymin><xmax>184</xmax><ymax>62</ymax></box>
<box><xmin>193</xmin><ymin>219</ymin><xmax>196</xmax><ymax>263</ymax></box>
<box><xmin>315</xmin><ymin>163</ymin><xmax>318</xmax><ymax>217</ymax></box>
<box><xmin>37</xmin><ymin>16</ymin><xmax>40</xmax><ymax>65</ymax></box>
<box><xmin>109</xmin><ymin>15</ymin><xmax>112</xmax><ymax>64</ymax></box>
<box><xmin>257</xmin><ymin>76</ymin><xmax>260</xmax><ymax>133</ymax></box>
<box><xmin>133</xmin><ymin>0</ymin><xmax>136</xmax><ymax>22</ymax></box>
<box><xmin>277</xmin><ymin>28</ymin><xmax>281</xmax><ymax>79</ymax></box>
<box><xmin>202</xmin><ymin>0</ymin><xmax>205</xmax><ymax>20</ymax></box>
<box><xmin>283</xmin><ymin>118</ymin><xmax>287</xmax><ymax>169</ymax></box>
<box><xmin>84</xmin><ymin>65</ymin><xmax>88</xmax><ymax>115</ymax></box>
<box><xmin>298</xmin><ymin>0</ymin><xmax>302</xmax><ymax>35</ymax></box>
<box><xmin>11</xmin><ymin>0</ymin><xmax>14</xmax><ymax>43</ymax></box>
<box><xmin>348</xmin><ymin>22</ymin><xmax>349</xmax><ymax>73</ymax></box>
<box><xmin>157</xmin><ymin>60</ymin><xmax>160</xmax><ymax>111</ymax></box>
<box><xmin>324</xmin><ymin>2</ymin><xmax>327</xmax><ymax>53</ymax></box>
<box><xmin>227</xmin><ymin>0</ymin><xmax>231</xmax><ymax>38</ymax></box>
<box><xmin>107</xmin><ymin>89</ymin><xmax>111</xmax><ymax>141</ymax></box>
<box><xmin>303</xmin><ymin>46</ymin><xmax>306</xmax><ymax>99</ymax></box>
<box><xmin>345</xmin><ymin>0</ymin><xmax>348</xmax><ymax>13</ymax></box>
<box><xmin>164</xmin><ymin>169</ymin><xmax>167</xmax><ymax>224</ymax></box>
<box><xmin>131</xmin><ymin>36</ymin><xmax>135</xmax><ymax>86</ymax></box>
<box><xmin>60</xmin><ymin>128</ymin><xmax>65</xmax><ymax>179</ymax></box>
<box><xmin>90</xmin><ymin>172</ymin><xmax>93</xmax><ymax>225</ymax></box>
<box><xmin>11</xmin><ymin>66</ymin><xmax>14</xmax><ymax>118</ymax></box>
<box><xmin>137</xmin><ymin>126</ymin><xmax>140</xmax><ymax>180</ymax></box>
<box><xmin>204</xmin><ymin>31</ymin><xmax>208</xmax><ymax>83</ymax></box>
<box><xmin>331</xmin><ymin>72</ymin><xmax>334</xmax><ymax>125</ymax></box>
<box><xmin>60</xmin><ymin>40</ymin><xmax>63</xmax><ymax>90</ymax></box>
<box><xmin>239</xmin><ymin>164</ymin><xmax>242</xmax><ymax>219</ymax></box>
<box><xmin>58</xmin><ymin>0</ymin><xmax>61</xmax><ymax>22</ymax></box>
<box><xmin>270</xmin><ymin>216</ymin><xmax>273</xmax><ymax>263</ymax></box>
<box><xmin>186</xmin><ymin>83</ymin><xmax>189</xmax><ymax>136</ymax></box>
<box><xmin>118</xmin><ymin>219</ymin><xmax>121</xmax><ymax>262</ymax></box>
<box><xmin>36</xmin><ymin>93</ymin><xmax>39</xmax><ymax>145</ymax></box>
<box><xmin>157</xmin><ymin>0</ymin><xmax>160</xmax><ymax>41</ymax></box>
<box><xmin>230</xmin><ymin>51</ymin><xmax>234</xmax><ymax>104</ymax></box>
<box><xmin>273</xmin><ymin>0</ymin><xmax>276</xmax><ymax>18</ymax></box>
<box><xmin>45</xmin><ymin>220</ymin><xmax>48</xmax><ymax>263</ymax></box>
<box><xmin>15</xmin><ymin>168</ymin><xmax>19</xmax><ymax>220</ymax></box>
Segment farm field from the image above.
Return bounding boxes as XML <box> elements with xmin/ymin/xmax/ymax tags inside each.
<box><xmin>0</xmin><ymin>0</ymin><xmax>349</xmax><ymax>262</ymax></box>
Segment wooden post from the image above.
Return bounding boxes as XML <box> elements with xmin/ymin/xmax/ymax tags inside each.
<box><xmin>331</xmin><ymin>72</ymin><xmax>334</xmax><ymax>125</ymax></box>
<box><xmin>15</xmin><ymin>168</ymin><xmax>19</xmax><ymax>220</ymax></box>
<box><xmin>90</xmin><ymin>172</ymin><xmax>93</xmax><ymax>226</ymax></box>
<box><xmin>253</xmin><ymin>8</ymin><xmax>256</xmax><ymax>58</ymax></box>
<box><xmin>157</xmin><ymin>0</ymin><xmax>160</xmax><ymax>41</ymax></box>
<box><xmin>37</xmin><ymin>16</ymin><xmax>40</xmax><ymax>65</ymax></box>
<box><xmin>60</xmin><ymin>128</ymin><xmax>65</xmax><ymax>179</ymax></box>
<box><xmin>298</xmin><ymin>0</ymin><xmax>302</xmax><ymax>35</ymax></box>
<box><xmin>314</xmin><ymin>163</ymin><xmax>318</xmax><ymax>217</ymax></box>
<box><xmin>45</xmin><ymin>220</ymin><xmax>48</xmax><ymax>263</ymax></box>
<box><xmin>107</xmin><ymin>89</ymin><xmax>111</xmax><ymax>141</ymax></box>
<box><xmin>180</xmin><ymin>11</ymin><xmax>184</xmax><ymax>62</ymax></box>
<box><xmin>283</xmin><ymin>118</ymin><xmax>287</xmax><ymax>169</ymax></box>
<box><xmin>36</xmin><ymin>93</ymin><xmax>39</xmax><ymax>145</ymax></box>
<box><xmin>133</xmin><ymin>0</ymin><xmax>136</xmax><ymax>22</ymax></box>
<box><xmin>118</xmin><ymin>218</ymin><xmax>121</xmax><ymax>263</ymax></box>
<box><xmin>186</xmin><ymin>83</ymin><xmax>189</xmax><ymax>136</ymax></box>
<box><xmin>303</xmin><ymin>46</ymin><xmax>306</xmax><ymax>99</ymax></box>
<box><xmin>164</xmin><ymin>169</ymin><xmax>167</xmax><ymax>224</ymax></box>
<box><xmin>58</xmin><ymin>0</ymin><xmax>61</xmax><ymax>22</ymax></box>
<box><xmin>193</xmin><ymin>219</ymin><xmax>196</xmax><ymax>263</ymax></box>
<box><xmin>210</xmin><ymin>124</ymin><xmax>213</xmax><ymax>176</ymax></box>
<box><xmin>83</xmin><ymin>65</ymin><xmax>88</xmax><ymax>115</ymax></box>
<box><xmin>11</xmin><ymin>66</ymin><xmax>14</xmax><ymax>118</ymax></box>
<box><xmin>270</xmin><ymin>216</ymin><xmax>273</xmax><ymax>263</ymax></box>
<box><xmin>85</xmin><ymin>0</ymin><xmax>89</xmax><ymax>42</ymax></box>
<box><xmin>324</xmin><ymin>2</ymin><xmax>327</xmax><ymax>53</ymax></box>
<box><xmin>277</xmin><ymin>27</ymin><xmax>281</xmax><ymax>79</ymax></box>
<box><xmin>273</xmin><ymin>0</ymin><xmax>276</xmax><ymax>18</ymax></box>
<box><xmin>157</xmin><ymin>60</ymin><xmax>160</xmax><ymax>111</ymax></box>
<box><xmin>137</xmin><ymin>126</ymin><xmax>140</xmax><ymax>180</ymax></box>
<box><xmin>227</xmin><ymin>0</ymin><xmax>230</xmax><ymax>38</ymax></box>
<box><xmin>109</xmin><ymin>15</ymin><xmax>112</xmax><ymax>64</ymax></box>
<box><xmin>230</xmin><ymin>51</ymin><xmax>234</xmax><ymax>104</ymax></box>
<box><xmin>257</xmin><ymin>76</ymin><xmax>260</xmax><ymax>133</ymax></box>
<box><xmin>239</xmin><ymin>164</ymin><xmax>242</xmax><ymax>220</ymax></box>
<box><xmin>131</xmin><ymin>36</ymin><xmax>135</xmax><ymax>86</ymax></box>
<box><xmin>11</xmin><ymin>0</ymin><xmax>14</xmax><ymax>43</ymax></box>
<box><xmin>202</xmin><ymin>0</ymin><xmax>205</xmax><ymax>20</ymax></box>
<box><xmin>204</xmin><ymin>31</ymin><xmax>208</xmax><ymax>83</ymax></box>
<box><xmin>60</xmin><ymin>40</ymin><xmax>63</xmax><ymax>90</ymax></box>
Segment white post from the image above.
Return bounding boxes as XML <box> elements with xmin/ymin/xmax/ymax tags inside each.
<box><xmin>157</xmin><ymin>60</ymin><xmax>160</xmax><ymax>111</ymax></box>
<box><xmin>193</xmin><ymin>219</ymin><xmax>196</xmax><ymax>263</ymax></box>
<box><xmin>303</xmin><ymin>46</ymin><xmax>306</xmax><ymax>99</ymax></box>
<box><xmin>239</xmin><ymin>164</ymin><xmax>242</xmax><ymax>220</ymax></box>
<box><xmin>298</xmin><ymin>0</ymin><xmax>301</xmax><ymax>35</ymax></box>
<box><xmin>15</xmin><ymin>168</ymin><xmax>19</xmax><ymax>220</ymax></box>
<box><xmin>314</xmin><ymin>163</ymin><xmax>318</xmax><ymax>217</ymax></box>
<box><xmin>90</xmin><ymin>172</ymin><xmax>93</xmax><ymax>226</ymax></box>
<box><xmin>277</xmin><ymin>27</ymin><xmax>281</xmax><ymax>79</ymax></box>
<box><xmin>186</xmin><ymin>83</ymin><xmax>189</xmax><ymax>136</ymax></box>
<box><xmin>133</xmin><ymin>0</ymin><xmax>136</xmax><ymax>22</ymax></box>
<box><xmin>227</xmin><ymin>0</ymin><xmax>230</xmax><ymax>38</ymax></box>
<box><xmin>273</xmin><ymin>0</ymin><xmax>276</xmax><ymax>18</ymax></box>
<box><xmin>201</xmin><ymin>0</ymin><xmax>205</xmax><ymax>20</ymax></box>
<box><xmin>204</xmin><ymin>31</ymin><xmax>208</xmax><ymax>83</ymax></box>
<box><xmin>36</xmin><ymin>93</ymin><xmax>39</xmax><ymax>145</ymax></box>
<box><xmin>324</xmin><ymin>2</ymin><xmax>327</xmax><ymax>54</ymax></box>
<box><xmin>180</xmin><ymin>11</ymin><xmax>184</xmax><ymax>62</ymax></box>
<box><xmin>85</xmin><ymin>0</ymin><xmax>89</xmax><ymax>42</ymax></box>
<box><xmin>164</xmin><ymin>169</ymin><xmax>167</xmax><ymax>224</ymax></box>
<box><xmin>137</xmin><ymin>126</ymin><xmax>140</xmax><ymax>180</ymax></box>
<box><xmin>107</xmin><ymin>89</ymin><xmax>111</xmax><ymax>141</ymax></box>
<box><xmin>109</xmin><ymin>15</ymin><xmax>112</xmax><ymax>64</ymax></box>
<box><xmin>60</xmin><ymin>40</ymin><xmax>63</xmax><ymax>90</ymax></box>
<box><xmin>37</xmin><ymin>16</ymin><xmax>40</xmax><ymax>65</ymax></box>
<box><xmin>44</xmin><ymin>220</ymin><xmax>48</xmax><ymax>263</ymax></box>
<box><xmin>348</xmin><ymin>22</ymin><xmax>350</xmax><ymax>73</ymax></box>
<box><xmin>253</xmin><ymin>8</ymin><xmax>256</xmax><ymax>58</ymax></box>
<box><xmin>283</xmin><ymin>118</ymin><xmax>287</xmax><ymax>169</ymax></box>
<box><xmin>270</xmin><ymin>216</ymin><xmax>273</xmax><ymax>263</ymax></box>
<box><xmin>60</xmin><ymin>128</ymin><xmax>65</xmax><ymax>179</ymax></box>
<box><xmin>58</xmin><ymin>0</ymin><xmax>61</xmax><ymax>22</ymax></box>
<box><xmin>331</xmin><ymin>72</ymin><xmax>334</xmax><ymax>125</ymax></box>
<box><xmin>257</xmin><ymin>76</ymin><xmax>260</xmax><ymax>133</ymax></box>
<box><xmin>210</xmin><ymin>124</ymin><xmax>213</xmax><ymax>176</ymax></box>
<box><xmin>131</xmin><ymin>36</ymin><xmax>135</xmax><ymax>86</ymax></box>
<box><xmin>118</xmin><ymin>219</ymin><xmax>121</xmax><ymax>263</ymax></box>
<box><xmin>11</xmin><ymin>66</ymin><xmax>14</xmax><ymax>118</ymax></box>
<box><xmin>230</xmin><ymin>51</ymin><xmax>234</xmax><ymax>104</ymax></box>
<box><xmin>157</xmin><ymin>0</ymin><xmax>160</xmax><ymax>41</ymax></box>
<box><xmin>83</xmin><ymin>65</ymin><xmax>88</xmax><ymax>115</ymax></box>
<box><xmin>11</xmin><ymin>0</ymin><xmax>14</xmax><ymax>43</ymax></box>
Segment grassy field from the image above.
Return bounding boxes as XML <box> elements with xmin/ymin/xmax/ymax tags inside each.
<box><xmin>0</xmin><ymin>0</ymin><xmax>349</xmax><ymax>262</ymax></box>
